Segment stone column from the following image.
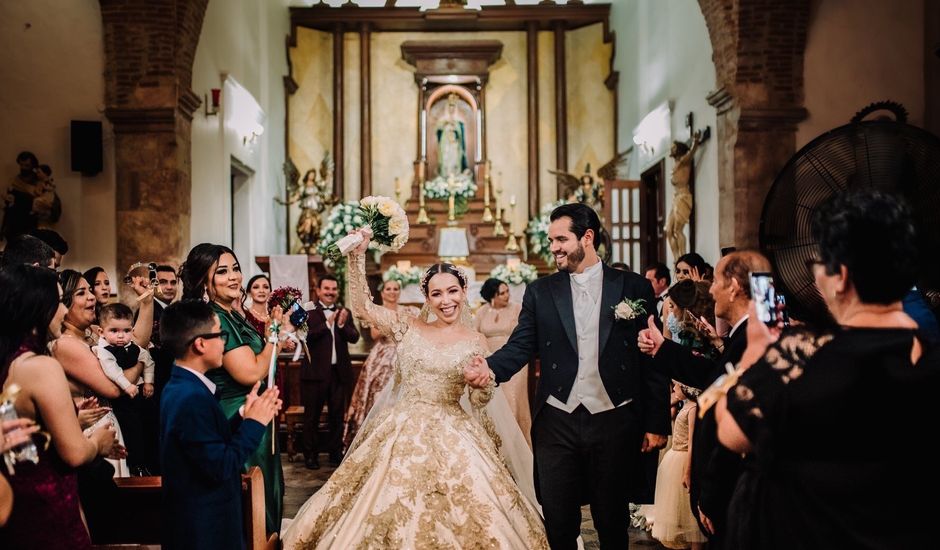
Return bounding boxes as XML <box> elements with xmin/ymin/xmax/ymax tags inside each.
<box><xmin>698</xmin><ymin>0</ymin><xmax>810</xmax><ymax>249</ymax></box>
<box><xmin>107</xmin><ymin>100</ymin><xmax>199</xmax><ymax>276</ymax></box>
<box><xmin>99</xmin><ymin>0</ymin><xmax>208</xmax><ymax>292</ymax></box>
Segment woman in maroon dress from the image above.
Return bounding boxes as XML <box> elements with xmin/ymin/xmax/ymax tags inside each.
<box><xmin>0</xmin><ymin>264</ymin><xmax>118</xmax><ymax>548</ymax></box>
<box><xmin>243</xmin><ymin>274</ymin><xmax>272</xmax><ymax>337</ymax></box>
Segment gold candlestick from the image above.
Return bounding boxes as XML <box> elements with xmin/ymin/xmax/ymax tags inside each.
<box><xmin>493</xmin><ymin>183</ymin><xmax>506</xmax><ymax>236</ymax></box>
<box><xmin>394</xmin><ymin>177</ymin><xmax>402</xmax><ymax>205</ymax></box>
<box><xmin>505</xmin><ymin>195</ymin><xmax>519</xmax><ymax>251</ymax></box>
<box><xmin>482</xmin><ymin>162</ymin><xmax>494</xmax><ymax>223</ymax></box>
<box><xmin>416</xmin><ymin>178</ymin><xmax>431</xmax><ymax>225</ymax></box>
<box><xmin>492</xmin><ymin>199</ymin><xmax>506</xmax><ymax>237</ymax></box>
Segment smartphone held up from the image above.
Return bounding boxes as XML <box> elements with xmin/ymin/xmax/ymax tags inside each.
<box><xmin>749</xmin><ymin>272</ymin><xmax>789</xmax><ymax>327</ymax></box>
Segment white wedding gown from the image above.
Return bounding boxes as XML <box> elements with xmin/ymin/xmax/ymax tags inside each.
<box><xmin>281</xmin><ymin>253</ymin><xmax>547</xmax><ymax>549</ymax></box>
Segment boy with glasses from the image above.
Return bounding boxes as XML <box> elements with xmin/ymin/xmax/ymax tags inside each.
<box><xmin>159</xmin><ymin>300</ymin><xmax>282</xmax><ymax>550</ymax></box>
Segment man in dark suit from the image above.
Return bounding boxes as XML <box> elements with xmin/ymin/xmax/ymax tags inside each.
<box><xmin>639</xmin><ymin>250</ymin><xmax>770</xmax><ymax>548</ymax></box>
<box><xmin>159</xmin><ymin>300</ymin><xmax>281</xmax><ymax>550</ymax></box>
<box><xmin>643</xmin><ymin>261</ymin><xmax>671</xmax><ymax>321</ymax></box>
<box><xmin>466</xmin><ymin>203</ymin><xmax>670</xmax><ymax>549</ymax></box>
<box><xmin>303</xmin><ymin>274</ymin><xmax>360</xmax><ymax>469</ymax></box>
<box><xmin>138</xmin><ymin>264</ymin><xmax>179</xmax><ymax>474</ymax></box>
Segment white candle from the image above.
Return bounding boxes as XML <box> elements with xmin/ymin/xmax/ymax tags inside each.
<box><xmin>421</xmin><ymin>110</ymin><xmax>427</xmax><ymax>157</ymax></box>
<box><xmin>506</xmin><ymin>258</ymin><xmax>521</xmax><ymax>270</ymax></box>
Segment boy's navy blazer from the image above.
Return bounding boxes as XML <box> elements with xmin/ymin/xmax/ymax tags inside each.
<box><xmin>160</xmin><ymin>366</ymin><xmax>265</xmax><ymax>550</ymax></box>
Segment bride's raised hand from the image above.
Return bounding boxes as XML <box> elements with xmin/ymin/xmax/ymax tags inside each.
<box><xmin>351</xmin><ymin>227</ymin><xmax>372</xmax><ymax>255</ymax></box>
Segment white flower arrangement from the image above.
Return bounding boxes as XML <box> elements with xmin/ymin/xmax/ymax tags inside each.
<box><xmin>490</xmin><ymin>262</ymin><xmax>538</xmax><ymax>286</ymax></box>
<box><xmin>317</xmin><ymin>201</ymin><xmax>366</xmax><ymax>265</ymax></box>
<box><xmin>383</xmin><ymin>265</ymin><xmax>423</xmax><ymax>287</ymax></box>
<box><xmin>423</xmin><ymin>171</ymin><xmax>477</xmax><ymax>200</ymax></box>
<box><xmin>526</xmin><ymin>199</ymin><xmax>566</xmax><ymax>265</ymax></box>
<box><xmin>613</xmin><ymin>298</ymin><xmax>646</xmax><ymax>321</ymax></box>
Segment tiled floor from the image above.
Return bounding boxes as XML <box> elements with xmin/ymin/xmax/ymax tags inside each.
<box><xmin>281</xmin><ymin>454</ymin><xmax>666</xmax><ymax>548</ymax></box>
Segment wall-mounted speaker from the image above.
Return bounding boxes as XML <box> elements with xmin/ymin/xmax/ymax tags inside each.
<box><xmin>70</xmin><ymin>120</ymin><xmax>103</xmax><ymax>176</ymax></box>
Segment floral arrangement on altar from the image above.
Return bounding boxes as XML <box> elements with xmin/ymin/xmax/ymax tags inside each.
<box><xmin>423</xmin><ymin>172</ymin><xmax>477</xmax><ymax>200</ymax></box>
<box><xmin>267</xmin><ymin>286</ymin><xmax>309</xmax><ymax>334</ymax></box>
<box><xmin>490</xmin><ymin>262</ymin><xmax>538</xmax><ymax>286</ymax></box>
<box><xmin>526</xmin><ymin>199</ymin><xmax>566</xmax><ymax>265</ymax></box>
<box><xmin>424</xmin><ymin>172</ymin><xmax>477</xmax><ymax>216</ymax></box>
<box><xmin>383</xmin><ymin>264</ymin><xmax>423</xmax><ymax>287</ymax></box>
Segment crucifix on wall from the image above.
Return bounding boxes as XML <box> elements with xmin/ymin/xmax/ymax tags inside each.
<box><xmin>665</xmin><ymin>112</ymin><xmax>710</xmax><ymax>259</ymax></box>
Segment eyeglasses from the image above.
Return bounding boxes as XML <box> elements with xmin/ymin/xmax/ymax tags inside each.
<box><xmin>187</xmin><ymin>332</ymin><xmax>228</xmax><ymax>346</ymax></box>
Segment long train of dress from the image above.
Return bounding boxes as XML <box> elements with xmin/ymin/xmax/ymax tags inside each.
<box><xmin>281</xmin><ymin>253</ymin><xmax>547</xmax><ymax>549</ymax></box>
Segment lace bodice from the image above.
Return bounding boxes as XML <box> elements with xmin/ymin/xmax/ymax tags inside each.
<box><xmin>347</xmin><ymin>253</ymin><xmax>492</xmax><ymax>408</ymax></box>
<box><xmin>671</xmin><ymin>401</ymin><xmax>695</xmax><ymax>452</ymax></box>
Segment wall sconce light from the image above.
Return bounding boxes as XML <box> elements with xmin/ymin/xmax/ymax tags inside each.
<box><xmin>243</xmin><ymin>123</ymin><xmax>264</xmax><ymax>146</ymax></box>
<box><xmin>205</xmin><ymin>88</ymin><xmax>220</xmax><ymax>117</ymax></box>
<box><xmin>632</xmin><ymin>135</ymin><xmax>654</xmax><ymax>156</ymax></box>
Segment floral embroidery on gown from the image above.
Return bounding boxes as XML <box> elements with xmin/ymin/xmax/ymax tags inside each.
<box><xmin>281</xmin><ymin>253</ymin><xmax>548</xmax><ymax>549</ymax></box>
<box><xmin>343</xmin><ymin>304</ymin><xmax>420</xmax><ymax>449</ymax></box>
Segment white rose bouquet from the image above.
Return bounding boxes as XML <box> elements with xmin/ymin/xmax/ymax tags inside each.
<box><xmin>328</xmin><ymin>195</ymin><xmax>409</xmax><ymax>259</ymax></box>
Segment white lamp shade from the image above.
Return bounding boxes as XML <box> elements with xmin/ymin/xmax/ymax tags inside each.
<box><xmin>438</xmin><ymin>227</ymin><xmax>470</xmax><ymax>258</ymax></box>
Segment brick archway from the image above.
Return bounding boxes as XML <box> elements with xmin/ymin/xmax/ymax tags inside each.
<box><xmin>99</xmin><ymin>0</ymin><xmax>209</xmax><ymax>284</ymax></box>
<box><xmin>697</xmin><ymin>0</ymin><xmax>810</xmax><ymax>248</ymax></box>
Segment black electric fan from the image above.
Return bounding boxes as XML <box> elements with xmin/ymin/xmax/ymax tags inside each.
<box><xmin>759</xmin><ymin>101</ymin><xmax>940</xmax><ymax>325</ymax></box>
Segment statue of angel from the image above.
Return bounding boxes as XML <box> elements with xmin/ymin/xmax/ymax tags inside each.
<box><xmin>548</xmin><ymin>148</ymin><xmax>633</xmax><ymax>215</ymax></box>
<box><xmin>279</xmin><ymin>152</ymin><xmax>336</xmax><ymax>254</ymax></box>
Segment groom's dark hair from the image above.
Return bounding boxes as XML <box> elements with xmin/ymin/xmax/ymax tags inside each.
<box><xmin>550</xmin><ymin>202</ymin><xmax>600</xmax><ymax>241</ymax></box>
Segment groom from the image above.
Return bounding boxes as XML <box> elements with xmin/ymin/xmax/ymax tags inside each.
<box><xmin>466</xmin><ymin>203</ymin><xmax>670</xmax><ymax>549</ymax></box>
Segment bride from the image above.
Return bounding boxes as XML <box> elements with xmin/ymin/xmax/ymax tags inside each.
<box><xmin>281</xmin><ymin>230</ymin><xmax>548</xmax><ymax>549</ymax></box>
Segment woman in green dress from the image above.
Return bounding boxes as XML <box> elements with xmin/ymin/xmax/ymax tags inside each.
<box><xmin>179</xmin><ymin>243</ymin><xmax>285</xmax><ymax>536</ymax></box>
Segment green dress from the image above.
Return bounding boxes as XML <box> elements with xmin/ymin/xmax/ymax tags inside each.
<box><xmin>209</xmin><ymin>303</ymin><xmax>284</xmax><ymax>535</ymax></box>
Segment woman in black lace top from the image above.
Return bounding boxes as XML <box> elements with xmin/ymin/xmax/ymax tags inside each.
<box><xmin>714</xmin><ymin>190</ymin><xmax>937</xmax><ymax>549</ymax></box>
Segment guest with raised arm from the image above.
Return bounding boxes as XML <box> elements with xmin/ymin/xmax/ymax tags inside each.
<box><xmin>715</xmin><ymin>190</ymin><xmax>937</xmax><ymax>549</ymax></box>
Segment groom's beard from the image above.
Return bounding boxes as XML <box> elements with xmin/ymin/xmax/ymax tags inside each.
<box><xmin>557</xmin><ymin>242</ymin><xmax>586</xmax><ymax>273</ymax></box>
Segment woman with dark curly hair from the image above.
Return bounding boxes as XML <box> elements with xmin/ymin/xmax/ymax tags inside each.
<box><xmin>179</xmin><ymin>243</ymin><xmax>285</xmax><ymax>536</ymax></box>
<box><xmin>715</xmin><ymin>190</ymin><xmax>936</xmax><ymax>549</ymax></box>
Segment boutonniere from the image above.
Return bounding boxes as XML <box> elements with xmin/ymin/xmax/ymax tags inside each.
<box><xmin>612</xmin><ymin>298</ymin><xmax>646</xmax><ymax>321</ymax></box>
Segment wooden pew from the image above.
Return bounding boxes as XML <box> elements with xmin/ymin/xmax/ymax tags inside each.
<box><xmin>91</xmin><ymin>466</ymin><xmax>276</xmax><ymax>549</ymax></box>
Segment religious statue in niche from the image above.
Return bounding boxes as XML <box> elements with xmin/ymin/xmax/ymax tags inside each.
<box><xmin>548</xmin><ymin>148</ymin><xmax>633</xmax><ymax>218</ymax></box>
<box><xmin>430</xmin><ymin>92</ymin><xmax>473</xmax><ymax>189</ymax></box>
<box><xmin>2</xmin><ymin>151</ymin><xmax>62</xmax><ymax>241</ymax></box>
<box><xmin>665</xmin><ymin>128</ymin><xmax>709</xmax><ymax>259</ymax></box>
<box><xmin>279</xmin><ymin>152</ymin><xmax>336</xmax><ymax>254</ymax></box>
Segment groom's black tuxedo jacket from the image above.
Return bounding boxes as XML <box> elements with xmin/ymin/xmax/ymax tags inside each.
<box><xmin>487</xmin><ymin>264</ymin><xmax>671</xmax><ymax>436</ymax></box>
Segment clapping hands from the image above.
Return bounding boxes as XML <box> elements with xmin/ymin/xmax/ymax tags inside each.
<box><xmin>76</xmin><ymin>396</ymin><xmax>110</xmax><ymax>430</ymax></box>
<box><xmin>463</xmin><ymin>355</ymin><xmax>492</xmax><ymax>388</ymax></box>
<box><xmin>243</xmin><ymin>381</ymin><xmax>283</xmax><ymax>425</ymax></box>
